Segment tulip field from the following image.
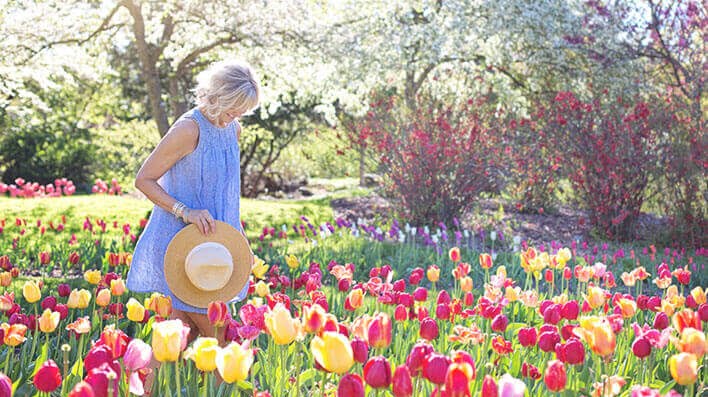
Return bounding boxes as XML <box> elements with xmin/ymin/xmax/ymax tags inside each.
<box><xmin>0</xmin><ymin>195</ymin><xmax>706</xmax><ymax>397</ymax></box>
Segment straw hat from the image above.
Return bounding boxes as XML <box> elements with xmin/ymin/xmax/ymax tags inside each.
<box><xmin>164</xmin><ymin>221</ymin><xmax>253</xmax><ymax>308</ymax></box>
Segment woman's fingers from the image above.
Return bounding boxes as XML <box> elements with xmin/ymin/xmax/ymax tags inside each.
<box><xmin>198</xmin><ymin>216</ymin><xmax>208</xmax><ymax>235</ymax></box>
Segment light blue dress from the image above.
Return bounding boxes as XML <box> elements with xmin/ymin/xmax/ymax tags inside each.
<box><xmin>126</xmin><ymin>108</ymin><xmax>248</xmax><ymax>314</ymax></box>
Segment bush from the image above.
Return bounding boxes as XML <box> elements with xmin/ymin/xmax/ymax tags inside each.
<box><xmin>363</xmin><ymin>94</ymin><xmax>503</xmax><ymax>225</ymax></box>
<box><xmin>0</xmin><ymin>119</ymin><xmax>95</xmax><ymax>187</ymax></box>
<box><xmin>546</xmin><ymin>91</ymin><xmax>660</xmax><ymax>240</ymax></box>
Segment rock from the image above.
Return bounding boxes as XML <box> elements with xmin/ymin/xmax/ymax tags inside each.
<box><xmin>298</xmin><ymin>186</ymin><xmax>314</xmax><ymax>196</ymax></box>
<box><xmin>363</xmin><ymin>173</ymin><xmax>382</xmax><ymax>187</ymax></box>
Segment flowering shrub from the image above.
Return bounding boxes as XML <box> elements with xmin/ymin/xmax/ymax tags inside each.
<box><xmin>0</xmin><ymin>178</ymin><xmax>76</xmax><ymax>198</ymax></box>
<box><xmin>92</xmin><ymin>178</ymin><xmax>123</xmax><ymax>195</ymax></box>
<box><xmin>362</xmin><ymin>94</ymin><xmax>503</xmax><ymax>225</ymax></box>
<box><xmin>545</xmin><ymin>91</ymin><xmax>660</xmax><ymax>240</ymax></box>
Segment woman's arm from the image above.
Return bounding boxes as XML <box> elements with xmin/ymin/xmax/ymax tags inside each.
<box><xmin>134</xmin><ymin>118</ymin><xmax>216</xmax><ymax>235</ymax></box>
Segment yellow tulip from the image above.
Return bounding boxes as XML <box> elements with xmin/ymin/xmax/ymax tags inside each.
<box><xmin>152</xmin><ymin>319</ymin><xmax>187</xmax><ymax>362</ymax></box>
<box><xmin>690</xmin><ymin>287</ymin><xmax>706</xmax><ymax>305</ymax></box>
<box><xmin>216</xmin><ymin>342</ymin><xmax>253</xmax><ymax>383</ymax></box>
<box><xmin>675</xmin><ymin>328</ymin><xmax>707</xmax><ymax>359</ymax></box>
<box><xmin>110</xmin><ymin>279</ymin><xmax>126</xmax><ymax>296</ymax></box>
<box><xmin>427</xmin><ymin>265</ymin><xmax>440</xmax><ymax>282</ymax></box>
<box><xmin>67</xmin><ymin>289</ymin><xmax>92</xmax><ymax>309</ymax></box>
<box><xmin>22</xmin><ymin>280</ymin><xmax>41</xmax><ymax>303</ymax></box>
<box><xmin>459</xmin><ymin>276</ymin><xmax>473</xmax><ymax>293</ymax></box>
<box><xmin>255</xmin><ymin>281</ymin><xmax>270</xmax><ymax>297</ymax></box>
<box><xmin>585</xmin><ymin>286</ymin><xmax>605</xmax><ymax>310</ymax></box>
<box><xmin>145</xmin><ymin>293</ymin><xmax>172</xmax><ymax>318</ymax></box>
<box><xmin>126</xmin><ymin>298</ymin><xmax>146</xmax><ymax>322</ymax></box>
<box><xmin>574</xmin><ymin>316</ymin><xmax>616</xmax><ymax>357</ymax></box>
<box><xmin>617</xmin><ymin>298</ymin><xmax>637</xmax><ymax>318</ymax></box>
<box><xmin>310</xmin><ymin>331</ymin><xmax>354</xmax><ymax>374</ymax></box>
<box><xmin>556</xmin><ymin>248</ymin><xmax>572</xmax><ymax>266</ymax></box>
<box><xmin>264</xmin><ymin>303</ymin><xmax>297</xmax><ymax>345</ymax></box>
<box><xmin>84</xmin><ymin>270</ymin><xmax>102</xmax><ymax>285</ymax></box>
<box><xmin>0</xmin><ymin>272</ymin><xmax>11</xmax><ymax>287</ymax></box>
<box><xmin>668</xmin><ymin>353</ymin><xmax>698</xmax><ymax>386</ymax></box>
<box><xmin>251</xmin><ymin>256</ymin><xmax>269</xmax><ymax>279</ymax></box>
<box><xmin>285</xmin><ymin>254</ymin><xmax>300</xmax><ymax>270</ymax></box>
<box><xmin>186</xmin><ymin>337</ymin><xmax>220</xmax><ymax>372</ymax></box>
<box><xmin>505</xmin><ymin>286</ymin><xmax>521</xmax><ymax>302</ymax></box>
<box><xmin>96</xmin><ymin>288</ymin><xmax>111</xmax><ymax>307</ymax></box>
<box><xmin>38</xmin><ymin>309</ymin><xmax>60</xmax><ymax>333</ymax></box>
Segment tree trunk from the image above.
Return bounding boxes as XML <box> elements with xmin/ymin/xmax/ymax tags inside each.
<box><xmin>359</xmin><ymin>144</ymin><xmax>366</xmax><ymax>187</ymax></box>
<box><xmin>121</xmin><ymin>0</ymin><xmax>170</xmax><ymax>136</ymax></box>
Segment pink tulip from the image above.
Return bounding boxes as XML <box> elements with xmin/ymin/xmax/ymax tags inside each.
<box><xmin>406</xmin><ymin>341</ymin><xmax>434</xmax><ymax>377</ymax></box>
<box><xmin>123</xmin><ymin>339</ymin><xmax>152</xmax><ymax>371</ymax></box>
<box><xmin>363</xmin><ymin>356</ymin><xmax>392</xmax><ymax>388</ymax></box>
<box><xmin>544</xmin><ymin>360</ymin><xmax>566</xmax><ymax>392</ymax></box>
<box><xmin>491</xmin><ymin>314</ymin><xmax>509</xmax><ymax>333</ymax></box>
<box><xmin>423</xmin><ymin>353</ymin><xmax>451</xmax><ymax>385</ymax></box>
<box><xmin>481</xmin><ymin>375</ymin><xmax>498</xmax><ymax>397</ymax></box>
<box><xmin>420</xmin><ymin>317</ymin><xmax>439</xmax><ymax>341</ymax></box>
<box><xmin>392</xmin><ymin>365</ymin><xmax>413</xmax><ymax>397</ymax></box>
<box><xmin>338</xmin><ymin>373</ymin><xmax>365</xmax><ymax>397</ymax></box>
<box><xmin>351</xmin><ymin>338</ymin><xmax>369</xmax><ymax>364</ymax></box>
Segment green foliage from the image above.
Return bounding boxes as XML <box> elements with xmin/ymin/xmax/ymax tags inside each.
<box><xmin>90</xmin><ymin>119</ymin><xmax>160</xmax><ymax>189</ymax></box>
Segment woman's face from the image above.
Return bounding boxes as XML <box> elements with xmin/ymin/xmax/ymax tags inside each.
<box><xmin>219</xmin><ymin>105</ymin><xmax>244</xmax><ymax>127</ymax></box>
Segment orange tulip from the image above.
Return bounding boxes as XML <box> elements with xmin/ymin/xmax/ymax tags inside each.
<box><xmin>110</xmin><ymin>279</ymin><xmax>126</xmax><ymax>296</ymax></box>
<box><xmin>96</xmin><ymin>288</ymin><xmax>111</xmax><ymax>307</ymax></box>
<box><xmin>459</xmin><ymin>277</ymin><xmax>473</xmax><ymax>293</ymax></box>
<box><xmin>0</xmin><ymin>272</ymin><xmax>11</xmax><ymax>287</ymax></box>
<box><xmin>1</xmin><ymin>323</ymin><xmax>27</xmax><ymax>346</ymax></box>
<box><xmin>66</xmin><ymin>317</ymin><xmax>91</xmax><ymax>335</ymax></box>
<box><xmin>690</xmin><ymin>287</ymin><xmax>706</xmax><ymax>305</ymax></box>
<box><xmin>668</xmin><ymin>353</ymin><xmax>697</xmax><ymax>386</ymax></box>
<box><xmin>145</xmin><ymin>293</ymin><xmax>172</xmax><ymax>318</ymax></box>
<box><xmin>674</xmin><ymin>328</ymin><xmax>707</xmax><ymax>358</ymax></box>
<box><xmin>346</xmin><ymin>289</ymin><xmax>364</xmax><ymax>310</ymax></box>
<box><xmin>672</xmin><ymin>309</ymin><xmax>701</xmax><ymax>333</ymax></box>
<box><xmin>427</xmin><ymin>265</ymin><xmax>440</xmax><ymax>283</ymax></box>
<box><xmin>367</xmin><ymin>312</ymin><xmax>392</xmax><ymax>349</ymax></box>
<box><xmin>573</xmin><ymin>316</ymin><xmax>616</xmax><ymax>357</ymax></box>
<box><xmin>303</xmin><ymin>303</ymin><xmax>327</xmax><ymax>334</ymax></box>
<box><xmin>616</xmin><ymin>298</ymin><xmax>637</xmax><ymax>318</ymax></box>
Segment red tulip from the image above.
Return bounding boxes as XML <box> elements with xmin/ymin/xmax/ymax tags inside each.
<box><xmin>393</xmin><ymin>279</ymin><xmax>406</xmax><ymax>292</ymax></box>
<box><xmin>543</xmin><ymin>304</ymin><xmax>562</xmax><ymax>325</ymax></box>
<box><xmin>338</xmin><ymin>278</ymin><xmax>351</xmax><ymax>292</ymax></box>
<box><xmin>351</xmin><ymin>338</ymin><xmax>369</xmax><ymax>364</ymax></box>
<box><xmin>68</xmin><ymin>251</ymin><xmax>80</xmax><ymax>265</ymax></box>
<box><xmin>560</xmin><ymin>324</ymin><xmax>578</xmax><ymax>341</ymax></box>
<box><xmin>100</xmin><ymin>326</ymin><xmax>130</xmax><ymax>359</ymax></box>
<box><xmin>85</xmin><ymin>362</ymin><xmax>119</xmax><ymax>397</ymax></box>
<box><xmin>41</xmin><ymin>296</ymin><xmax>57</xmax><ymax>311</ymax></box>
<box><xmin>0</xmin><ymin>372</ymin><xmax>11</xmax><ymax>397</ymax></box>
<box><xmin>207</xmin><ymin>301</ymin><xmax>229</xmax><ymax>328</ymax></box>
<box><xmin>39</xmin><ymin>251</ymin><xmax>51</xmax><ymax>265</ymax></box>
<box><xmin>463</xmin><ymin>292</ymin><xmax>474</xmax><ymax>306</ymax></box>
<box><xmin>34</xmin><ymin>359</ymin><xmax>62</xmax><ymax>392</ymax></box>
<box><xmin>698</xmin><ymin>303</ymin><xmax>708</xmax><ymax>322</ymax></box>
<box><xmin>55</xmin><ymin>303</ymin><xmax>69</xmax><ymax>320</ymax></box>
<box><xmin>367</xmin><ymin>313</ymin><xmax>392</xmax><ymax>349</ymax></box>
<box><xmin>423</xmin><ymin>353</ymin><xmax>451</xmax><ymax>385</ymax></box>
<box><xmin>491</xmin><ymin>314</ymin><xmax>509</xmax><ymax>333</ymax></box>
<box><xmin>538</xmin><ymin>331</ymin><xmax>560</xmax><ymax>352</ymax></box>
<box><xmin>419</xmin><ymin>317</ymin><xmax>439</xmax><ymax>341</ymax></box>
<box><xmin>57</xmin><ymin>283</ymin><xmax>71</xmax><ymax>297</ymax></box>
<box><xmin>544</xmin><ymin>360</ymin><xmax>566</xmax><ymax>392</ymax></box>
<box><xmin>363</xmin><ymin>356</ymin><xmax>392</xmax><ymax>388</ymax></box>
<box><xmin>413</xmin><ymin>287</ymin><xmax>428</xmax><ymax>302</ymax></box>
<box><xmin>437</xmin><ymin>290</ymin><xmax>451</xmax><ymax>305</ymax></box>
<box><xmin>398</xmin><ymin>293</ymin><xmax>414</xmax><ymax>307</ymax></box>
<box><xmin>518</xmin><ymin>327</ymin><xmax>537</xmax><ymax>347</ymax></box>
<box><xmin>392</xmin><ymin>365</ymin><xmax>413</xmax><ymax>397</ymax></box>
<box><xmin>435</xmin><ymin>304</ymin><xmax>451</xmax><ymax>321</ymax></box>
<box><xmin>406</xmin><ymin>342</ymin><xmax>434</xmax><ymax>377</ymax></box>
<box><xmin>632</xmin><ymin>337</ymin><xmax>652</xmax><ymax>359</ymax></box>
<box><xmin>555</xmin><ymin>338</ymin><xmax>585</xmax><ymax>365</ymax></box>
<box><xmin>68</xmin><ymin>381</ymin><xmax>95</xmax><ymax>397</ymax></box>
<box><xmin>394</xmin><ymin>304</ymin><xmax>408</xmax><ymax>322</ymax></box>
<box><xmin>338</xmin><ymin>373</ymin><xmax>365</xmax><ymax>397</ymax></box>
<box><xmin>481</xmin><ymin>375</ymin><xmax>498</xmax><ymax>397</ymax></box>
<box><xmin>653</xmin><ymin>312</ymin><xmax>669</xmax><ymax>330</ymax></box>
<box><xmin>445</xmin><ymin>363</ymin><xmax>473</xmax><ymax>396</ymax></box>
<box><xmin>409</xmin><ymin>268</ymin><xmax>424</xmax><ymax>285</ymax></box>
<box><xmin>85</xmin><ymin>344</ymin><xmax>113</xmax><ymax>372</ymax></box>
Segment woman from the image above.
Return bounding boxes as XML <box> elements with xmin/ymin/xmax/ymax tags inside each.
<box><xmin>126</xmin><ymin>60</ymin><xmax>260</xmax><ymax>343</ymax></box>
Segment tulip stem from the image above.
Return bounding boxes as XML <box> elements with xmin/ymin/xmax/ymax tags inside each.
<box><xmin>175</xmin><ymin>360</ymin><xmax>182</xmax><ymax>397</ymax></box>
<box><xmin>3</xmin><ymin>347</ymin><xmax>10</xmax><ymax>374</ymax></box>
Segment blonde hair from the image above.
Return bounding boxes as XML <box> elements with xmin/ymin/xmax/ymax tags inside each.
<box><xmin>194</xmin><ymin>60</ymin><xmax>260</xmax><ymax>121</ymax></box>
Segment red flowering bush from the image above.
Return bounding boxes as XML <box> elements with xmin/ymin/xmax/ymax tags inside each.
<box><xmin>361</xmin><ymin>94</ymin><xmax>502</xmax><ymax>224</ymax></box>
<box><xmin>545</xmin><ymin>91</ymin><xmax>660</xmax><ymax>240</ymax></box>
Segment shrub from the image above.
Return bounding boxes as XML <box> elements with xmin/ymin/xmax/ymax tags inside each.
<box><xmin>362</xmin><ymin>94</ymin><xmax>502</xmax><ymax>225</ymax></box>
<box><xmin>546</xmin><ymin>91</ymin><xmax>660</xmax><ymax>240</ymax></box>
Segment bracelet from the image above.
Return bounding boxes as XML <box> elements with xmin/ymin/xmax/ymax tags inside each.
<box><xmin>172</xmin><ymin>201</ymin><xmax>186</xmax><ymax>220</ymax></box>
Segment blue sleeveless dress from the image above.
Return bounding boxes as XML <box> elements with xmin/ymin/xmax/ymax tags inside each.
<box><xmin>126</xmin><ymin>108</ymin><xmax>248</xmax><ymax>314</ymax></box>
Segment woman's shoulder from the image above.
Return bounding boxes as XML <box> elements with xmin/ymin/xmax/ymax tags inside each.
<box><xmin>162</xmin><ymin>117</ymin><xmax>200</xmax><ymax>155</ymax></box>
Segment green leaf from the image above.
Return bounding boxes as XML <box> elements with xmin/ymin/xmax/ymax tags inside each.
<box><xmin>236</xmin><ymin>380</ymin><xmax>254</xmax><ymax>391</ymax></box>
<box><xmin>659</xmin><ymin>380</ymin><xmax>676</xmax><ymax>395</ymax></box>
<box><xmin>30</xmin><ymin>343</ymin><xmax>48</xmax><ymax>377</ymax></box>
<box><xmin>298</xmin><ymin>368</ymin><xmax>317</xmax><ymax>385</ymax></box>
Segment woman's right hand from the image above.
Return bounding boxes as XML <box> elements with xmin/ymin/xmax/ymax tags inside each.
<box><xmin>182</xmin><ymin>208</ymin><xmax>216</xmax><ymax>235</ymax></box>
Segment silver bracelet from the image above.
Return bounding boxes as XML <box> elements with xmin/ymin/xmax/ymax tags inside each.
<box><xmin>172</xmin><ymin>201</ymin><xmax>186</xmax><ymax>219</ymax></box>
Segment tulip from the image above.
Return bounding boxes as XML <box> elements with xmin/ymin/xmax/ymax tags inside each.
<box><xmin>573</xmin><ymin>316</ymin><xmax>616</xmax><ymax>357</ymax></box>
<box><xmin>544</xmin><ymin>360</ymin><xmax>566</xmax><ymax>392</ymax></box>
<box><xmin>34</xmin><ymin>359</ymin><xmax>62</xmax><ymax>392</ymax></box>
<box><xmin>675</xmin><ymin>328</ymin><xmax>707</xmax><ymax>358</ymax></box>
<box><xmin>124</xmin><ymin>339</ymin><xmax>152</xmax><ymax>371</ymax></box>
<box><xmin>85</xmin><ymin>362</ymin><xmax>119</xmax><ymax>397</ymax></box>
<box><xmin>303</xmin><ymin>303</ymin><xmax>327</xmax><ymax>334</ymax></box>
<box><xmin>632</xmin><ymin>337</ymin><xmax>651</xmax><ymax>359</ymax></box>
<box><xmin>264</xmin><ymin>303</ymin><xmax>297</xmax><ymax>345</ymax></box>
<box><xmin>364</xmin><ymin>356</ymin><xmax>392</xmax><ymax>388</ymax></box>
<box><xmin>668</xmin><ymin>352</ymin><xmax>697</xmax><ymax>385</ymax></box>
<box><xmin>427</xmin><ymin>265</ymin><xmax>440</xmax><ymax>283</ymax></box>
<box><xmin>0</xmin><ymin>373</ymin><xmax>10</xmax><ymax>397</ymax></box>
<box><xmin>285</xmin><ymin>254</ymin><xmax>300</xmax><ymax>269</ymax></box>
<box><xmin>145</xmin><ymin>293</ymin><xmax>172</xmax><ymax>318</ymax></box>
<box><xmin>555</xmin><ymin>339</ymin><xmax>585</xmax><ymax>365</ymax></box>
<box><xmin>419</xmin><ymin>317</ymin><xmax>439</xmax><ymax>341</ymax></box>
<box><xmin>390</xmin><ymin>364</ymin><xmax>413</xmax><ymax>397</ymax></box>
<box><xmin>41</xmin><ymin>296</ymin><xmax>57</xmax><ymax>311</ymax></box>
<box><xmin>338</xmin><ymin>373</ymin><xmax>365</xmax><ymax>397</ymax></box>
<box><xmin>449</xmin><ymin>247</ymin><xmax>461</xmax><ymax>263</ymax></box>
<box><xmin>394</xmin><ymin>304</ymin><xmax>408</xmax><ymax>322</ymax></box>
<box><xmin>414</xmin><ymin>287</ymin><xmax>428</xmax><ymax>302</ymax></box>
<box><xmin>617</xmin><ymin>298</ymin><xmax>637</xmax><ymax>318</ymax></box>
<box><xmin>207</xmin><ymin>301</ymin><xmax>229</xmax><ymax>328</ymax></box>
<box><xmin>67</xmin><ymin>289</ymin><xmax>92</xmax><ymax>309</ymax></box>
<box><xmin>311</xmin><ymin>331</ymin><xmax>354</xmax><ymax>374</ymax></box>
<box><xmin>585</xmin><ymin>286</ymin><xmax>605</xmax><ymax>310</ymax></box>
<box><xmin>479</xmin><ymin>253</ymin><xmax>493</xmax><ymax>269</ymax></box>
<box><xmin>152</xmin><ymin>319</ymin><xmax>189</xmax><ymax>362</ymax></box>
<box><xmin>481</xmin><ymin>375</ymin><xmax>498</xmax><ymax>397</ymax></box>
<box><xmin>216</xmin><ymin>341</ymin><xmax>253</xmax><ymax>383</ymax></box>
<box><xmin>561</xmin><ymin>300</ymin><xmax>580</xmax><ymax>320</ymax></box>
<box><xmin>672</xmin><ymin>309</ymin><xmax>701</xmax><ymax>333</ymax></box>
<box><xmin>517</xmin><ymin>327</ymin><xmax>537</xmax><ymax>347</ymax></box>
<box><xmin>84</xmin><ymin>270</ymin><xmax>102</xmax><ymax>285</ymax></box>
<box><xmin>348</xmin><ymin>337</ymin><xmax>368</xmax><ymax>364</ymax></box>
<box><xmin>497</xmin><ymin>374</ymin><xmax>526</xmax><ymax>397</ymax></box>
<box><xmin>435</xmin><ymin>303</ymin><xmax>451</xmax><ymax>321</ymax></box>
<box><xmin>39</xmin><ymin>251</ymin><xmax>51</xmax><ymax>265</ymax></box>
<box><xmin>345</xmin><ymin>288</ymin><xmax>364</xmax><ymax>311</ymax></box>
<box><xmin>186</xmin><ymin>337</ymin><xmax>220</xmax><ymax>372</ymax></box>
<box><xmin>538</xmin><ymin>331</ymin><xmax>560</xmax><ymax>353</ymax></box>
<box><xmin>653</xmin><ymin>312</ymin><xmax>669</xmax><ymax>330</ymax></box>
<box><xmin>491</xmin><ymin>314</ymin><xmax>509</xmax><ymax>333</ymax></box>
<box><xmin>423</xmin><ymin>353</ymin><xmax>451</xmax><ymax>385</ymax></box>
<box><xmin>85</xmin><ymin>344</ymin><xmax>113</xmax><ymax>372</ymax></box>
<box><xmin>96</xmin><ymin>288</ymin><xmax>111</xmax><ymax>307</ymax></box>
<box><xmin>459</xmin><ymin>276</ymin><xmax>473</xmax><ymax>293</ymax></box>
<box><xmin>367</xmin><ymin>312</ymin><xmax>392</xmax><ymax>349</ymax></box>
<box><xmin>254</xmin><ymin>280</ymin><xmax>270</xmax><ymax>297</ymax></box>
<box><xmin>22</xmin><ymin>280</ymin><xmax>41</xmax><ymax>303</ymax></box>
<box><xmin>0</xmin><ymin>273</ymin><xmax>10</xmax><ymax>288</ymax></box>
<box><xmin>1</xmin><ymin>323</ymin><xmax>27</xmax><ymax>346</ymax></box>
<box><xmin>109</xmin><ymin>279</ymin><xmax>126</xmax><ymax>296</ymax></box>
<box><xmin>38</xmin><ymin>309</ymin><xmax>60</xmax><ymax>333</ymax></box>
<box><xmin>57</xmin><ymin>283</ymin><xmax>71</xmax><ymax>297</ymax></box>
<box><xmin>68</xmin><ymin>381</ymin><xmax>95</xmax><ymax>397</ymax></box>
<box><xmin>126</xmin><ymin>298</ymin><xmax>146</xmax><ymax>323</ymax></box>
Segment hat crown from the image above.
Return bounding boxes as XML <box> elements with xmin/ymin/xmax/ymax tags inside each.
<box><xmin>184</xmin><ymin>242</ymin><xmax>233</xmax><ymax>291</ymax></box>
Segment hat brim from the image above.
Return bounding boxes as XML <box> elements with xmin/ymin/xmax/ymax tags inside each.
<box><xmin>164</xmin><ymin>221</ymin><xmax>253</xmax><ymax>308</ymax></box>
